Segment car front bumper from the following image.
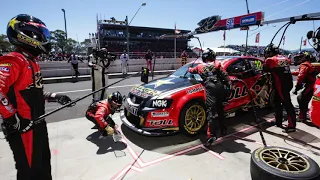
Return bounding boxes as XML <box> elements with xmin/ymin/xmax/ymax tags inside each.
<box><xmin>120</xmin><ymin>110</ymin><xmax>178</xmax><ymax>136</ymax></box>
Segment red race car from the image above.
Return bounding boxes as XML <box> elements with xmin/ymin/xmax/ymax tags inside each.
<box><xmin>121</xmin><ymin>56</ymin><xmax>275</xmax><ymax>136</ymax></box>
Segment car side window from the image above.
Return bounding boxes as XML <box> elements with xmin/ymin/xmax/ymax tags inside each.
<box><xmin>248</xmin><ymin>58</ymin><xmax>263</xmax><ymax>74</ymax></box>
<box><xmin>226</xmin><ymin>59</ymin><xmax>250</xmax><ymax>74</ymax></box>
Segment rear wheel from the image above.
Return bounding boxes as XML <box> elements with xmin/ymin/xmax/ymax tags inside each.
<box><xmin>179</xmin><ymin>100</ymin><xmax>206</xmax><ymax>136</ymax></box>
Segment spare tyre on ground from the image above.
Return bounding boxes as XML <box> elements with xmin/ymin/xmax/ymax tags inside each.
<box><xmin>251</xmin><ymin>146</ymin><xmax>320</xmax><ymax>180</ymax></box>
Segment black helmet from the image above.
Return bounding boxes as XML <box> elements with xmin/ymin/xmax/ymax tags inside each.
<box><xmin>108</xmin><ymin>91</ymin><xmax>123</xmax><ymax>110</ymax></box>
<box><xmin>294</xmin><ymin>51</ymin><xmax>315</xmax><ymax>65</ymax></box>
<box><xmin>202</xmin><ymin>48</ymin><xmax>216</xmax><ymax>63</ymax></box>
<box><xmin>264</xmin><ymin>43</ymin><xmax>279</xmax><ymax>58</ymax></box>
<box><xmin>7</xmin><ymin>14</ymin><xmax>51</xmax><ymax>57</ymax></box>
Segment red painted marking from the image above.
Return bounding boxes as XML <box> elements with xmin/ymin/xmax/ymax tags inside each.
<box><xmin>111</xmin><ymin>117</ymin><xmax>275</xmax><ymax>179</ymax></box>
<box><xmin>110</xmin><ymin>164</ymin><xmax>131</xmax><ymax>180</ymax></box>
<box><xmin>53</xmin><ymin>149</ymin><xmax>58</xmax><ymax>155</ymax></box>
<box><xmin>110</xmin><ymin>164</ymin><xmax>142</xmax><ymax>180</ymax></box>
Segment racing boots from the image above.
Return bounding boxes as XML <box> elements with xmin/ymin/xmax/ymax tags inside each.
<box><xmin>204</xmin><ymin>136</ymin><xmax>218</xmax><ymax>148</ymax></box>
<box><xmin>282</xmin><ymin>127</ymin><xmax>296</xmax><ymax>133</ymax></box>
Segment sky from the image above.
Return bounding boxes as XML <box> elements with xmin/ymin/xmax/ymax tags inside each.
<box><xmin>1</xmin><ymin>0</ymin><xmax>320</xmax><ymax>50</ymax></box>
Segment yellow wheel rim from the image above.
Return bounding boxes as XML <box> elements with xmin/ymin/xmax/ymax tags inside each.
<box><xmin>260</xmin><ymin>148</ymin><xmax>310</xmax><ymax>173</ymax></box>
<box><xmin>185</xmin><ymin>105</ymin><xmax>206</xmax><ymax>132</ymax></box>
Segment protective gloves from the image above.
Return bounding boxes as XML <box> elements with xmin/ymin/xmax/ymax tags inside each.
<box><xmin>56</xmin><ymin>94</ymin><xmax>73</xmax><ymax>105</ymax></box>
<box><xmin>6</xmin><ymin>113</ymin><xmax>33</xmax><ymax>133</ymax></box>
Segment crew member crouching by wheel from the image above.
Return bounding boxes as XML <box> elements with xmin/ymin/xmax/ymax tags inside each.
<box><xmin>85</xmin><ymin>91</ymin><xmax>123</xmax><ymax>136</ymax></box>
<box><xmin>309</xmin><ymin>73</ymin><xmax>320</xmax><ymax>127</ymax></box>
<box><xmin>292</xmin><ymin>52</ymin><xmax>318</xmax><ymax>122</ymax></box>
<box><xmin>188</xmin><ymin>48</ymin><xmax>232</xmax><ymax>147</ymax></box>
<box><xmin>263</xmin><ymin>43</ymin><xmax>297</xmax><ymax>133</ymax></box>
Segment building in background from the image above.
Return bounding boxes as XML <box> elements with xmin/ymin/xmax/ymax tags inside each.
<box><xmin>98</xmin><ymin>20</ymin><xmax>191</xmax><ymax>58</ymax></box>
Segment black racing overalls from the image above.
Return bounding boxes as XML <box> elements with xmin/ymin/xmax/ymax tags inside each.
<box><xmin>189</xmin><ymin>61</ymin><xmax>231</xmax><ymax>138</ymax></box>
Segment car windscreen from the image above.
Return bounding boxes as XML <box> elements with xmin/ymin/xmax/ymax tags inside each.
<box><xmin>170</xmin><ymin>63</ymin><xmax>199</xmax><ymax>77</ymax></box>
<box><xmin>170</xmin><ymin>63</ymin><xmax>203</xmax><ymax>81</ymax></box>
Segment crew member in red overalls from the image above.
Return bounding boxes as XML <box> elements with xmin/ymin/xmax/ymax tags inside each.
<box><xmin>309</xmin><ymin>73</ymin><xmax>320</xmax><ymax>127</ymax></box>
<box><xmin>181</xmin><ymin>50</ymin><xmax>188</xmax><ymax>66</ymax></box>
<box><xmin>85</xmin><ymin>91</ymin><xmax>123</xmax><ymax>136</ymax></box>
<box><xmin>263</xmin><ymin>43</ymin><xmax>297</xmax><ymax>133</ymax></box>
<box><xmin>0</xmin><ymin>14</ymin><xmax>73</xmax><ymax>180</ymax></box>
<box><xmin>292</xmin><ymin>52</ymin><xmax>318</xmax><ymax>122</ymax></box>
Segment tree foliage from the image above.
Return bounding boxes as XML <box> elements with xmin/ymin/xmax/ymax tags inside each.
<box><xmin>50</xmin><ymin>30</ymin><xmax>67</xmax><ymax>53</ymax></box>
<box><xmin>0</xmin><ymin>34</ymin><xmax>14</xmax><ymax>52</ymax></box>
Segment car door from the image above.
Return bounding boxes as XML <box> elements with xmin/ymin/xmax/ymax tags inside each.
<box><xmin>247</xmin><ymin>58</ymin><xmax>273</xmax><ymax>107</ymax></box>
<box><xmin>224</xmin><ymin>58</ymin><xmax>252</xmax><ymax>111</ymax></box>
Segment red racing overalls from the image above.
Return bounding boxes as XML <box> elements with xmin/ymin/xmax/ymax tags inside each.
<box><xmin>85</xmin><ymin>99</ymin><xmax>115</xmax><ymax>133</ymax></box>
<box><xmin>309</xmin><ymin>74</ymin><xmax>320</xmax><ymax>127</ymax></box>
<box><xmin>292</xmin><ymin>61</ymin><xmax>318</xmax><ymax>120</ymax></box>
<box><xmin>189</xmin><ymin>61</ymin><xmax>231</xmax><ymax>138</ymax></box>
<box><xmin>0</xmin><ymin>52</ymin><xmax>53</xmax><ymax>180</ymax></box>
<box><xmin>263</xmin><ymin>55</ymin><xmax>297</xmax><ymax>129</ymax></box>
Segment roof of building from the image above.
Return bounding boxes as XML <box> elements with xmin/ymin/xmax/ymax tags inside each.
<box><xmin>99</xmin><ymin>23</ymin><xmax>191</xmax><ymax>32</ymax></box>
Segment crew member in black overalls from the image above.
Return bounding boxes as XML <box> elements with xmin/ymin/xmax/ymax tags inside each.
<box><xmin>189</xmin><ymin>48</ymin><xmax>232</xmax><ymax>147</ymax></box>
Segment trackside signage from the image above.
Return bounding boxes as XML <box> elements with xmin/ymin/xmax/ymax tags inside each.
<box><xmin>195</xmin><ymin>11</ymin><xmax>264</xmax><ymax>34</ymax></box>
<box><xmin>240</xmin><ymin>15</ymin><xmax>257</xmax><ymax>26</ymax></box>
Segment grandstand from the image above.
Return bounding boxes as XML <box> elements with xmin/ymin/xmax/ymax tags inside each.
<box><xmin>98</xmin><ymin>21</ymin><xmax>194</xmax><ymax>58</ymax></box>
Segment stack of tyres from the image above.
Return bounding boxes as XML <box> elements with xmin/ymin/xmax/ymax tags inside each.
<box><xmin>141</xmin><ymin>67</ymin><xmax>149</xmax><ymax>84</ymax></box>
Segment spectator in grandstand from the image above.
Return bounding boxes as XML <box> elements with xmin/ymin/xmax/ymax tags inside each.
<box><xmin>145</xmin><ymin>49</ymin><xmax>153</xmax><ymax>72</ymax></box>
<box><xmin>120</xmin><ymin>50</ymin><xmax>129</xmax><ymax>74</ymax></box>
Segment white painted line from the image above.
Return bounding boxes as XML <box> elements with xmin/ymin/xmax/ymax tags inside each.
<box><xmin>141</xmin><ymin>144</ymin><xmax>203</xmax><ymax>167</ymax></box>
<box><xmin>54</xmin><ymin>84</ymin><xmax>140</xmax><ymax>94</ymax></box>
<box><xmin>201</xmin><ymin>145</ymin><xmax>225</xmax><ymax>160</ymax></box>
<box><xmin>111</xmin><ymin>165</ymin><xmax>131</xmax><ymax>180</ymax></box>
<box><xmin>131</xmin><ymin>166</ymin><xmax>143</xmax><ymax>172</ymax></box>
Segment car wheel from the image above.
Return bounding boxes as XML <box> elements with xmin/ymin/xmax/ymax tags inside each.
<box><xmin>251</xmin><ymin>146</ymin><xmax>320</xmax><ymax>180</ymax></box>
<box><xmin>179</xmin><ymin>100</ymin><xmax>206</xmax><ymax>136</ymax></box>
<box><xmin>267</xmin><ymin>89</ymin><xmax>276</xmax><ymax>109</ymax></box>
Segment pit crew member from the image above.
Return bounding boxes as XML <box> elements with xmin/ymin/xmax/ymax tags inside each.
<box><xmin>0</xmin><ymin>14</ymin><xmax>73</xmax><ymax>180</ymax></box>
<box><xmin>263</xmin><ymin>43</ymin><xmax>297</xmax><ymax>133</ymax></box>
<box><xmin>85</xmin><ymin>91</ymin><xmax>123</xmax><ymax>136</ymax></box>
<box><xmin>292</xmin><ymin>52</ymin><xmax>318</xmax><ymax>122</ymax></box>
<box><xmin>181</xmin><ymin>50</ymin><xmax>188</xmax><ymax>66</ymax></box>
<box><xmin>88</xmin><ymin>47</ymin><xmax>111</xmax><ymax>102</ymax></box>
<box><xmin>188</xmin><ymin>48</ymin><xmax>232</xmax><ymax>147</ymax></box>
<box><xmin>145</xmin><ymin>49</ymin><xmax>153</xmax><ymax>72</ymax></box>
<box><xmin>309</xmin><ymin>73</ymin><xmax>320</xmax><ymax>127</ymax></box>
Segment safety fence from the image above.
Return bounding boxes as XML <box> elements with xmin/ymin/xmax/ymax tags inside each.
<box><xmin>39</xmin><ymin>58</ymin><xmax>197</xmax><ymax>78</ymax></box>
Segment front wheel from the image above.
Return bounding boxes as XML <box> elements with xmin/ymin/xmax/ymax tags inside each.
<box><xmin>179</xmin><ymin>100</ymin><xmax>207</xmax><ymax>136</ymax></box>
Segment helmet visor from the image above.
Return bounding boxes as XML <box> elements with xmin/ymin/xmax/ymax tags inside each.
<box><xmin>21</xmin><ymin>23</ymin><xmax>51</xmax><ymax>42</ymax></box>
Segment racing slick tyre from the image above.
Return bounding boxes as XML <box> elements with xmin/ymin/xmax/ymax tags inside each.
<box><xmin>179</xmin><ymin>100</ymin><xmax>206</xmax><ymax>137</ymax></box>
<box><xmin>250</xmin><ymin>146</ymin><xmax>320</xmax><ymax>180</ymax></box>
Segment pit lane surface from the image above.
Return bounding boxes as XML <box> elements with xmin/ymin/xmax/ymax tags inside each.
<box><xmin>43</xmin><ymin>75</ymin><xmax>167</xmax><ymax>123</ymax></box>
<box><xmin>2</xmin><ymin>68</ymin><xmax>318</xmax><ymax>180</ymax></box>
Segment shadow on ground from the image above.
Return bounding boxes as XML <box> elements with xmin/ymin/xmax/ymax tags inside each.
<box><xmin>86</xmin><ymin>131</ymin><xmax>127</xmax><ymax>155</ymax></box>
<box><xmin>121</xmin><ymin>108</ymin><xmax>275</xmax><ymax>155</ymax></box>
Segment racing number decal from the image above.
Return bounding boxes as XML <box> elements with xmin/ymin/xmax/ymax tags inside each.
<box><xmin>227</xmin><ymin>86</ymin><xmax>248</xmax><ymax>100</ymax></box>
<box><xmin>254</xmin><ymin>60</ymin><xmax>262</xmax><ymax>70</ymax></box>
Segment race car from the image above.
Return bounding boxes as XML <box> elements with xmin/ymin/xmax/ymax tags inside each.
<box><xmin>120</xmin><ymin>56</ymin><xmax>275</xmax><ymax>136</ymax></box>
